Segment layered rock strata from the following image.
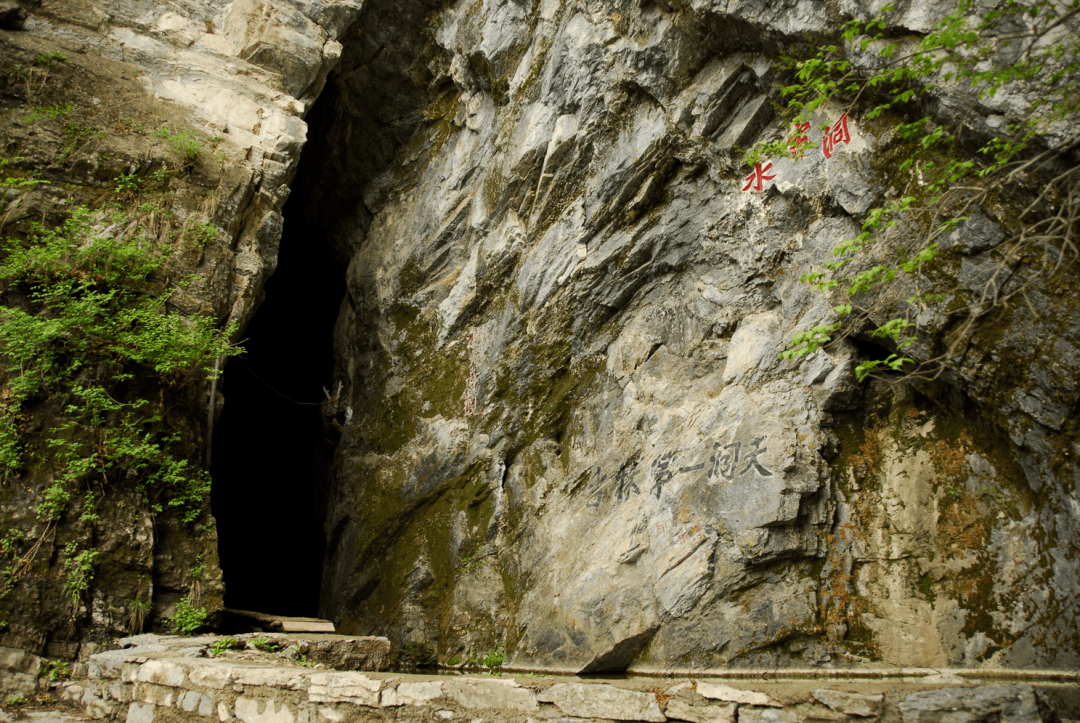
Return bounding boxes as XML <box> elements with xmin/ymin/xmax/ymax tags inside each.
<box><xmin>308</xmin><ymin>0</ymin><xmax>1080</xmax><ymax>671</ymax></box>
<box><xmin>0</xmin><ymin>0</ymin><xmax>1077</xmax><ymax>677</ymax></box>
<box><xmin>0</xmin><ymin>0</ymin><xmax>357</xmax><ymax>649</ymax></box>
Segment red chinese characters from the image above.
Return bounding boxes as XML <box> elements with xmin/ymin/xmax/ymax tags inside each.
<box><xmin>821</xmin><ymin>113</ymin><xmax>850</xmax><ymax>159</ymax></box>
<box><xmin>741</xmin><ymin>114</ymin><xmax>851</xmax><ymax>193</ymax></box>
<box><xmin>788</xmin><ymin>121</ymin><xmax>811</xmax><ymax>160</ymax></box>
<box><xmin>742</xmin><ymin>162</ymin><xmax>776</xmax><ymax>193</ymax></box>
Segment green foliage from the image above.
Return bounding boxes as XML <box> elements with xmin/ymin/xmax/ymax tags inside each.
<box><xmin>0</xmin><ymin>529</ymin><xmax>26</xmax><ymax>598</ymax></box>
<box><xmin>188</xmin><ymin>219</ymin><xmax>220</xmax><ymax>247</ymax></box>
<box><xmin>760</xmin><ymin>0</ymin><xmax>1080</xmax><ymax>379</ymax></box>
<box><xmin>38</xmin><ymin>660</ymin><xmax>72</xmax><ymax>681</ymax></box>
<box><xmin>6</xmin><ymin>695</ymin><xmax>26</xmax><ymax>707</ymax></box>
<box><xmin>0</xmin><ymin>203</ymin><xmax>241</xmax><ymax>523</ymax></box>
<box><xmin>114</xmin><ymin>173</ymin><xmax>142</xmax><ymax>195</ymax></box>
<box><xmin>283</xmin><ymin>643</ymin><xmax>312</xmax><ymax>666</ymax></box>
<box><xmin>62</xmin><ymin>543</ymin><xmax>98</xmax><ymax>619</ymax></box>
<box><xmin>59</xmin><ymin>122</ymin><xmax>104</xmax><ymax>163</ymax></box>
<box><xmin>252</xmin><ymin>635</ymin><xmax>280</xmax><ymax>652</ymax></box>
<box><xmin>481</xmin><ymin>645</ymin><xmax>506</xmax><ymax>668</ymax></box>
<box><xmin>26</xmin><ymin>103</ymin><xmax>74</xmax><ymax>122</ymax></box>
<box><xmin>35</xmin><ymin>51</ymin><xmax>68</xmax><ymax>68</ymax></box>
<box><xmin>128</xmin><ymin>598</ymin><xmax>150</xmax><ymax>634</ymax></box>
<box><xmin>210</xmin><ymin>636</ymin><xmax>240</xmax><ymax>655</ymax></box>
<box><xmin>1</xmin><ymin>176</ymin><xmax>48</xmax><ymax>190</ymax></box>
<box><xmin>150</xmin><ymin>167</ymin><xmax>171</xmax><ymax>185</ymax></box>
<box><xmin>457</xmin><ymin>549</ymin><xmax>487</xmax><ymax>574</ymax></box>
<box><xmin>468</xmin><ymin>644</ymin><xmax>505</xmax><ymax>673</ymax></box>
<box><xmin>166</xmin><ymin>596</ymin><xmax>207</xmax><ymax>636</ymax></box>
<box><xmin>153</xmin><ymin>127</ymin><xmax>204</xmax><ymax>167</ymax></box>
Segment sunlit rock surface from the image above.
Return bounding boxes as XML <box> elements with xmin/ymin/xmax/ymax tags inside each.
<box><xmin>0</xmin><ymin>0</ymin><xmax>1077</xmax><ymax>675</ymax></box>
<box><xmin>307</xmin><ymin>0</ymin><xmax>1080</xmax><ymax>671</ymax></box>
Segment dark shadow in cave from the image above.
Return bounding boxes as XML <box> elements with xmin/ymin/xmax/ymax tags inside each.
<box><xmin>210</xmin><ymin>150</ymin><xmax>345</xmax><ymax>618</ymax></box>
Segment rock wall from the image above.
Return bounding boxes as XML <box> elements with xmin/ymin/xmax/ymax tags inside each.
<box><xmin>307</xmin><ymin>0</ymin><xmax>1080</xmax><ymax>672</ymax></box>
<box><xmin>0</xmin><ymin>0</ymin><xmax>1077</xmax><ymax>676</ymax></box>
<box><xmin>0</xmin><ymin>0</ymin><xmax>357</xmax><ymax>651</ymax></box>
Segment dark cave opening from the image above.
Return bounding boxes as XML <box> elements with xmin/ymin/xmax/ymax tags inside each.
<box><xmin>209</xmin><ymin>150</ymin><xmax>345</xmax><ymax>619</ymax></box>
<box><xmin>208</xmin><ymin>0</ymin><xmax>445</xmax><ymax>621</ymax></box>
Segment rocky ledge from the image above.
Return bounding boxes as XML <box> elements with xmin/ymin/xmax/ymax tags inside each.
<box><xmin>3</xmin><ymin>636</ymin><xmax>1077</xmax><ymax>723</ymax></box>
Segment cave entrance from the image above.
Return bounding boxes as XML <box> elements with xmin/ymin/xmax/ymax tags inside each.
<box><xmin>209</xmin><ymin>162</ymin><xmax>344</xmax><ymax>619</ymax></box>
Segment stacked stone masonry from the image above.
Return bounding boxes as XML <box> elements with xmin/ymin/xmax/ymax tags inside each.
<box><xmin>39</xmin><ymin>636</ymin><xmax>1076</xmax><ymax>723</ymax></box>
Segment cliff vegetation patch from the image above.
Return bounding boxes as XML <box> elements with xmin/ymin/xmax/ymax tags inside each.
<box><xmin>760</xmin><ymin>0</ymin><xmax>1079</xmax><ymax>382</ymax></box>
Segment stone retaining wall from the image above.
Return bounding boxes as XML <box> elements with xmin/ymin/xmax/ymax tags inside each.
<box><xmin>40</xmin><ymin>636</ymin><xmax>1074</xmax><ymax>723</ymax></box>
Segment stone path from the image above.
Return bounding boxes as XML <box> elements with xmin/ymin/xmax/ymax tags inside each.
<box><xmin>3</xmin><ymin>636</ymin><xmax>1078</xmax><ymax>722</ymax></box>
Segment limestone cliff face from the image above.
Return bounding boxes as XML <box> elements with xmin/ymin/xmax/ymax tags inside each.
<box><xmin>1</xmin><ymin>0</ymin><xmax>1077</xmax><ymax>673</ymax></box>
<box><xmin>307</xmin><ymin>0</ymin><xmax>1080</xmax><ymax>671</ymax></box>
<box><xmin>0</xmin><ymin>0</ymin><xmax>356</xmax><ymax>652</ymax></box>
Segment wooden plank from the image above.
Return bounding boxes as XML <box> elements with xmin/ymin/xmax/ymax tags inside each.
<box><xmin>280</xmin><ymin>620</ymin><xmax>335</xmax><ymax>633</ymax></box>
<box><xmin>221</xmin><ymin>609</ymin><xmax>335</xmax><ymax>633</ymax></box>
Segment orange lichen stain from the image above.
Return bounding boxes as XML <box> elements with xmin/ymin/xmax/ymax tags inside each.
<box><xmin>931</xmin><ymin>438</ymin><xmax>967</xmax><ymax>477</ymax></box>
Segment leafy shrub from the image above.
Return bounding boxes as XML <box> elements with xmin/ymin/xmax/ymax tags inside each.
<box><xmin>128</xmin><ymin>598</ymin><xmax>150</xmax><ymax>634</ymax></box>
<box><xmin>26</xmin><ymin>103</ymin><xmax>74</xmax><ymax>122</ymax></box>
<box><xmin>35</xmin><ymin>51</ymin><xmax>67</xmax><ymax>68</ymax></box>
<box><xmin>481</xmin><ymin>645</ymin><xmax>506</xmax><ymax>669</ymax></box>
<box><xmin>38</xmin><ymin>660</ymin><xmax>72</xmax><ymax>681</ymax></box>
<box><xmin>166</xmin><ymin>596</ymin><xmax>207</xmax><ymax>636</ymax></box>
<box><xmin>0</xmin><ymin>204</ymin><xmax>240</xmax><ymax>518</ymax></box>
<box><xmin>114</xmin><ymin>173</ymin><xmax>141</xmax><ymax>195</ymax></box>
<box><xmin>61</xmin><ymin>544</ymin><xmax>98</xmax><ymax>619</ymax></box>
<box><xmin>210</xmin><ymin>636</ymin><xmax>240</xmax><ymax>655</ymax></box>
<box><xmin>751</xmin><ymin>0</ymin><xmax>1079</xmax><ymax>380</ymax></box>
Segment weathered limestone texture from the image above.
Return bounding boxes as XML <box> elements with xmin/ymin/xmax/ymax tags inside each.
<box><xmin>0</xmin><ymin>0</ymin><xmax>1077</xmax><ymax>682</ymax></box>
<box><xmin>308</xmin><ymin>0</ymin><xmax>1080</xmax><ymax>672</ymax></box>
<box><xmin>0</xmin><ymin>0</ymin><xmax>357</xmax><ymax>651</ymax></box>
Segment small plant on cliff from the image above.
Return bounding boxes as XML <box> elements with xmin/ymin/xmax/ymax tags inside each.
<box><xmin>456</xmin><ymin>549</ymin><xmax>488</xmax><ymax>574</ymax></box>
<box><xmin>62</xmin><ymin>543</ymin><xmax>98</xmax><ymax>620</ymax></box>
<box><xmin>166</xmin><ymin>595</ymin><xmax>207</xmax><ymax>636</ymax></box>
<box><xmin>467</xmin><ymin>644</ymin><xmax>505</xmax><ymax>673</ymax></box>
<box><xmin>128</xmin><ymin>598</ymin><xmax>150</xmax><ymax>634</ymax></box>
<box><xmin>482</xmin><ymin>644</ymin><xmax>506</xmax><ymax>670</ymax></box>
<box><xmin>750</xmin><ymin>0</ymin><xmax>1079</xmax><ymax>381</ymax></box>
<box><xmin>153</xmin><ymin>127</ymin><xmax>204</xmax><ymax>168</ymax></box>
<box><xmin>38</xmin><ymin>660</ymin><xmax>72</xmax><ymax>681</ymax></box>
<box><xmin>35</xmin><ymin>51</ymin><xmax>68</xmax><ymax>68</ymax></box>
<box><xmin>283</xmin><ymin>642</ymin><xmax>312</xmax><ymax>666</ymax></box>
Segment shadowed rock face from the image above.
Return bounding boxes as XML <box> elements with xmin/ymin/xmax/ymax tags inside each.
<box><xmin>302</xmin><ymin>0</ymin><xmax>1080</xmax><ymax>671</ymax></box>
